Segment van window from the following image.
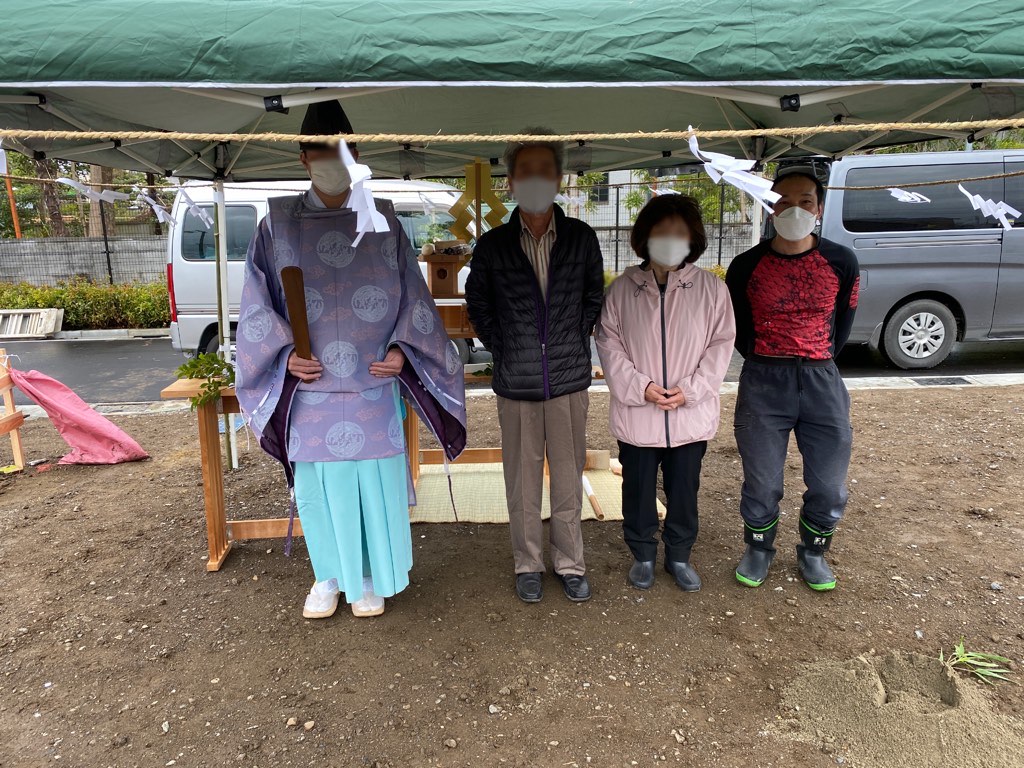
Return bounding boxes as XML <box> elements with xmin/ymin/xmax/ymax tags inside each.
<box><xmin>1006</xmin><ymin>168</ymin><xmax>1024</xmax><ymax>227</ymax></box>
<box><xmin>181</xmin><ymin>204</ymin><xmax>258</xmax><ymax>261</ymax></box>
<box><xmin>841</xmin><ymin>164</ymin><xmax>1004</xmax><ymax>232</ymax></box>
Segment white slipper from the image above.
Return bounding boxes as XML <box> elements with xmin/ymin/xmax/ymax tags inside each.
<box><xmin>302</xmin><ymin>578</ymin><xmax>340</xmax><ymax>619</ymax></box>
<box><xmin>351</xmin><ymin>576</ymin><xmax>385</xmax><ymax>618</ymax></box>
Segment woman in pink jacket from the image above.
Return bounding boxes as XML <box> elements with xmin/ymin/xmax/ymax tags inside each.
<box><xmin>596</xmin><ymin>195</ymin><xmax>736</xmax><ymax>592</ymax></box>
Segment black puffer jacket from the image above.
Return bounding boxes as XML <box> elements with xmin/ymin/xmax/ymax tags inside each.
<box><xmin>466</xmin><ymin>206</ymin><xmax>605</xmax><ymax>401</ymax></box>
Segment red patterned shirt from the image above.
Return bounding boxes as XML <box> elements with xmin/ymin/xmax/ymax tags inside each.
<box><xmin>726</xmin><ymin>238</ymin><xmax>860</xmax><ymax>360</ymax></box>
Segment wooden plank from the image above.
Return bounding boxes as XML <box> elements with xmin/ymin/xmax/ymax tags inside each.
<box><xmin>206</xmin><ymin>541</ymin><xmax>232</xmax><ymax>572</ymax></box>
<box><xmin>421</xmin><ymin>447</ymin><xmax>610</xmax><ymax>469</ymax></box>
<box><xmin>160</xmin><ymin>378</ymin><xmax>239</xmax><ymax>414</ymax></box>
<box><xmin>197</xmin><ymin>399</ymin><xmax>232</xmax><ymax>571</ymax></box>
<box><xmin>421</xmin><ymin>447</ymin><xmax>504</xmax><ymax>465</ymax></box>
<box><xmin>228</xmin><ymin>517</ymin><xmax>305</xmax><ymax>541</ymax></box>
<box><xmin>0</xmin><ymin>348</ymin><xmax>20</xmax><ymax>470</ymax></box>
<box><xmin>436</xmin><ymin>304</ymin><xmax>475</xmax><ymax>339</ymax></box>
<box><xmin>161</xmin><ymin>378</ymin><xmax>236</xmax><ymax>400</ymax></box>
<box><xmin>585</xmin><ymin>450</ymin><xmax>611</xmax><ymax>471</ymax></box>
<box><xmin>0</xmin><ymin>411</ymin><xmax>25</xmax><ymax>434</ymax></box>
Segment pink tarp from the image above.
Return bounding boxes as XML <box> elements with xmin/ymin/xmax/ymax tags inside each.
<box><xmin>9</xmin><ymin>368</ymin><xmax>149</xmax><ymax>464</ymax></box>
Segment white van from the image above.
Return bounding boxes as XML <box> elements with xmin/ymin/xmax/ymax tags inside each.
<box><xmin>166</xmin><ymin>180</ymin><xmax>473</xmax><ymax>358</ymax></box>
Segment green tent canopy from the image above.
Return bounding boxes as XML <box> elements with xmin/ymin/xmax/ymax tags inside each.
<box><xmin>2</xmin><ymin>0</ymin><xmax>1023</xmax><ymax>179</ymax></box>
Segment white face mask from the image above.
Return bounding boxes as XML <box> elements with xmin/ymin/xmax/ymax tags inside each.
<box><xmin>513</xmin><ymin>177</ymin><xmax>559</xmax><ymax>214</ymax></box>
<box><xmin>308</xmin><ymin>158</ymin><xmax>352</xmax><ymax>196</ymax></box>
<box><xmin>773</xmin><ymin>206</ymin><xmax>819</xmax><ymax>241</ymax></box>
<box><xmin>647</xmin><ymin>236</ymin><xmax>690</xmax><ymax>269</ymax></box>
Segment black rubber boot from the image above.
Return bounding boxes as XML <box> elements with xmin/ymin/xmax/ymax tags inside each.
<box><xmin>628</xmin><ymin>560</ymin><xmax>655</xmax><ymax>590</ymax></box>
<box><xmin>664</xmin><ymin>560</ymin><xmax>702</xmax><ymax>592</ymax></box>
<box><xmin>796</xmin><ymin>519</ymin><xmax>837</xmax><ymax>591</ymax></box>
<box><xmin>735</xmin><ymin>518</ymin><xmax>778</xmax><ymax>588</ymax></box>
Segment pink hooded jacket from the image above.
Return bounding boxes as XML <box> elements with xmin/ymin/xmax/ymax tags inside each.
<box><xmin>596</xmin><ymin>264</ymin><xmax>736</xmax><ymax>449</ymax></box>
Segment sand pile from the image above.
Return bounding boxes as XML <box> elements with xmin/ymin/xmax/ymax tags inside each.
<box><xmin>775</xmin><ymin>651</ymin><xmax>1024</xmax><ymax>767</ymax></box>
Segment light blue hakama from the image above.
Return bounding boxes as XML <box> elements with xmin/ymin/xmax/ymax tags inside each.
<box><xmin>294</xmin><ymin>456</ymin><xmax>412</xmax><ymax>601</ymax></box>
<box><xmin>292</xmin><ymin>391</ymin><xmax>412</xmax><ymax>603</ymax></box>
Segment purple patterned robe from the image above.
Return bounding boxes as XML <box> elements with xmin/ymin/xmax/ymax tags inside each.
<box><xmin>235</xmin><ymin>192</ymin><xmax>467</xmax><ymax>489</ymax></box>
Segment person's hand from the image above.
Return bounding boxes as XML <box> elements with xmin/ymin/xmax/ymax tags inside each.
<box><xmin>288</xmin><ymin>351</ymin><xmax>323</xmax><ymax>382</ymax></box>
<box><xmin>659</xmin><ymin>386</ymin><xmax>686</xmax><ymax>411</ymax></box>
<box><xmin>370</xmin><ymin>347</ymin><xmax>406</xmax><ymax>378</ymax></box>
<box><xmin>645</xmin><ymin>382</ymin><xmax>670</xmax><ymax>407</ymax></box>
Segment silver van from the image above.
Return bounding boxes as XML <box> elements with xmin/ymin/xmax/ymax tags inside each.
<box><xmin>794</xmin><ymin>150</ymin><xmax>1024</xmax><ymax>368</ymax></box>
<box><xmin>167</xmin><ymin>180</ymin><xmax>473</xmax><ymax>358</ymax></box>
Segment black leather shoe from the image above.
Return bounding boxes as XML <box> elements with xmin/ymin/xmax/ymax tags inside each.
<box><xmin>664</xmin><ymin>560</ymin><xmax>702</xmax><ymax>592</ymax></box>
<box><xmin>556</xmin><ymin>573</ymin><xmax>592</xmax><ymax>602</ymax></box>
<box><xmin>628</xmin><ymin>560</ymin><xmax>655</xmax><ymax>590</ymax></box>
<box><xmin>515</xmin><ymin>572</ymin><xmax>543</xmax><ymax>603</ymax></box>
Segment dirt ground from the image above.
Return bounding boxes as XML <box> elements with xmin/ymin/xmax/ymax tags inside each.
<box><xmin>1</xmin><ymin>387</ymin><xmax>1022</xmax><ymax>768</ymax></box>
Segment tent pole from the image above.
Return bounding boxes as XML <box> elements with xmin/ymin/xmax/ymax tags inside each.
<box><xmin>212</xmin><ymin>180</ymin><xmax>238</xmax><ymax>470</ymax></box>
<box><xmin>749</xmin><ymin>193</ymin><xmax>763</xmax><ymax>248</ymax></box>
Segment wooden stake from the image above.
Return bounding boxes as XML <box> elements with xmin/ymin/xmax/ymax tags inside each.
<box><xmin>0</xmin><ymin>349</ymin><xmax>25</xmax><ymax>471</ymax></box>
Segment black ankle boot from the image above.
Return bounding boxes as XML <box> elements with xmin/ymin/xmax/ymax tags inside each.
<box><xmin>796</xmin><ymin>519</ymin><xmax>837</xmax><ymax>591</ymax></box>
<box><xmin>735</xmin><ymin>518</ymin><xmax>778</xmax><ymax>588</ymax></box>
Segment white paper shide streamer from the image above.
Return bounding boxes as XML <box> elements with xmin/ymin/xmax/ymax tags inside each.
<box><xmin>417</xmin><ymin>192</ymin><xmax>437</xmax><ymax>216</ymax></box>
<box><xmin>0</xmin><ymin>140</ymin><xmax>7</xmax><ymax>176</ymax></box>
<box><xmin>687</xmin><ymin>126</ymin><xmax>780</xmax><ymax>213</ymax></box>
<box><xmin>555</xmin><ymin>192</ymin><xmax>588</xmax><ymax>206</ymax></box>
<box><xmin>134</xmin><ymin>188</ymin><xmax>175</xmax><ymax>227</ymax></box>
<box><xmin>888</xmin><ymin>188</ymin><xmax>931</xmax><ymax>204</ymax></box>
<box><xmin>57</xmin><ymin>177</ymin><xmax>130</xmax><ymax>204</ymax></box>
<box><xmin>338</xmin><ymin>140</ymin><xmax>389</xmax><ymax>246</ymax></box>
<box><xmin>178</xmin><ymin>189</ymin><xmax>213</xmax><ymax>228</ymax></box>
<box><xmin>958</xmin><ymin>184</ymin><xmax>1021</xmax><ymax>230</ymax></box>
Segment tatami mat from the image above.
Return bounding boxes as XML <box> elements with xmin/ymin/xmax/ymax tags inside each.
<box><xmin>408</xmin><ymin>462</ymin><xmax>665</xmax><ymax>524</ymax></box>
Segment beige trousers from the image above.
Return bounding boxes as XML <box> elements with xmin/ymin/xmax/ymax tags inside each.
<box><xmin>496</xmin><ymin>391</ymin><xmax>589</xmax><ymax>575</ymax></box>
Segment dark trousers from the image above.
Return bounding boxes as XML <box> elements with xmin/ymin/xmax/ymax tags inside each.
<box><xmin>734</xmin><ymin>356</ymin><xmax>853</xmax><ymax>534</ymax></box>
<box><xmin>618</xmin><ymin>440</ymin><xmax>707</xmax><ymax>563</ymax></box>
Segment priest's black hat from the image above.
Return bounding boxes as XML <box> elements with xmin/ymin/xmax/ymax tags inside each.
<box><xmin>299</xmin><ymin>100</ymin><xmax>354</xmax><ymax>151</ymax></box>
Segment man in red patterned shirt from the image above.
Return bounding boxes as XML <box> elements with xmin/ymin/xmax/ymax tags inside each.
<box><xmin>725</xmin><ymin>171</ymin><xmax>859</xmax><ymax>592</ymax></box>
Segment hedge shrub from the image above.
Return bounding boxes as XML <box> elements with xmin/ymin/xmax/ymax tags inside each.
<box><xmin>0</xmin><ymin>279</ymin><xmax>171</xmax><ymax>330</ymax></box>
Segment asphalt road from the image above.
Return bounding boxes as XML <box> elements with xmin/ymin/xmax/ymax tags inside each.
<box><xmin>2</xmin><ymin>337</ymin><xmax>1023</xmax><ymax>406</ymax></box>
<box><xmin>2</xmin><ymin>338</ymin><xmax>186</xmax><ymax>406</ymax></box>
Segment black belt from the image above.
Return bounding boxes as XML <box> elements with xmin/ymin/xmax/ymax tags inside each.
<box><xmin>748</xmin><ymin>353</ymin><xmax>834</xmax><ymax>368</ymax></box>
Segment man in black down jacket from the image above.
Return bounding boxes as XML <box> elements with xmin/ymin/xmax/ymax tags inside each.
<box><xmin>466</xmin><ymin>128</ymin><xmax>605</xmax><ymax>604</ymax></box>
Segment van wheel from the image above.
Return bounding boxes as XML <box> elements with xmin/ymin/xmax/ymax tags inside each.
<box><xmin>453</xmin><ymin>338</ymin><xmax>471</xmax><ymax>365</ymax></box>
<box><xmin>201</xmin><ymin>327</ymin><xmax>235</xmax><ymax>356</ymax></box>
<box><xmin>882</xmin><ymin>300</ymin><xmax>956</xmax><ymax>370</ymax></box>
